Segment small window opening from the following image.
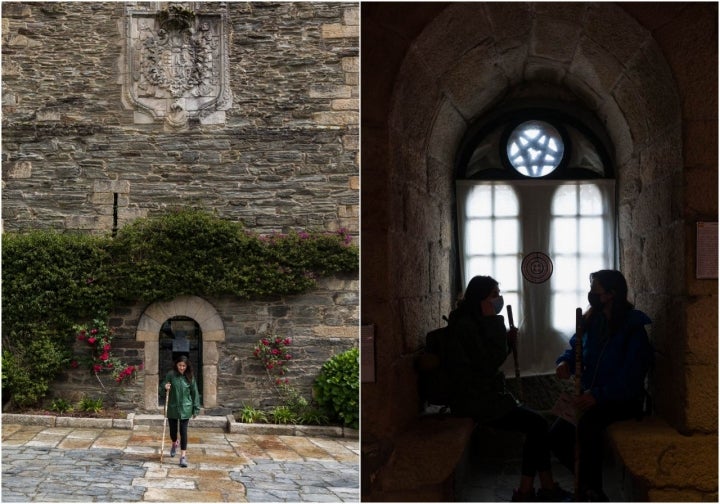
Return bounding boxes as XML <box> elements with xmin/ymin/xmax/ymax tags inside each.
<box><xmin>112</xmin><ymin>193</ymin><xmax>119</xmax><ymax>237</ymax></box>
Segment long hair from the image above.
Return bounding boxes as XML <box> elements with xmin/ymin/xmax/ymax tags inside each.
<box><xmin>588</xmin><ymin>269</ymin><xmax>634</xmax><ymax>335</ymax></box>
<box><xmin>175</xmin><ymin>355</ymin><xmax>194</xmax><ymax>383</ymax></box>
<box><xmin>458</xmin><ymin>275</ymin><xmax>499</xmax><ymax>316</ymax></box>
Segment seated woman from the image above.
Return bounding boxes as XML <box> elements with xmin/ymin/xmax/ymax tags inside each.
<box><xmin>445</xmin><ymin>275</ymin><xmax>570</xmax><ymax>502</ymax></box>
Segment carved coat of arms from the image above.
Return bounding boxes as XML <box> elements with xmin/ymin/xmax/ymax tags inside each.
<box><xmin>120</xmin><ymin>4</ymin><xmax>232</xmax><ymax>129</ymax></box>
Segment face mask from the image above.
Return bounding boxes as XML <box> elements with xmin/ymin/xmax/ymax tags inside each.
<box><xmin>491</xmin><ymin>295</ymin><xmax>504</xmax><ymax>314</ymax></box>
<box><xmin>587</xmin><ymin>292</ymin><xmax>603</xmax><ymax>310</ymax></box>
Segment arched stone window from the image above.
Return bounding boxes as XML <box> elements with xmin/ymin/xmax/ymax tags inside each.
<box><xmin>456</xmin><ymin>105</ymin><xmax>616</xmax><ymax>373</ymax></box>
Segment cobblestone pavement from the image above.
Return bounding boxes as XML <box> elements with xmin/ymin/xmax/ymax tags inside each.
<box><xmin>2</xmin><ymin>423</ymin><xmax>359</xmax><ymax>502</ymax></box>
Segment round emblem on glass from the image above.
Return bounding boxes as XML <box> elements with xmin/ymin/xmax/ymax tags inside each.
<box><xmin>506</xmin><ymin>121</ymin><xmax>565</xmax><ymax>177</ymax></box>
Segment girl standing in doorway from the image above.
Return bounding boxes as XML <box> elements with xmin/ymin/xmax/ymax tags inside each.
<box><xmin>163</xmin><ymin>355</ymin><xmax>201</xmax><ymax>467</ymax></box>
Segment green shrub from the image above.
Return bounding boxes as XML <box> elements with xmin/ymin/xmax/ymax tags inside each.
<box><xmin>78</xmin><ymin>396</ymin><xmax>104</xmax><ymax>414</ymax></box>
<box><xmin>107</xmin><ymin>209</ymin><xmax>358</xmax><ymax>301</ymax></box>
<box><xmin>50</xmin><ymin>398</ymin><xmax>74</xmax><ymax>414</ymax></box>
<box><xmin>2</xmin><ymin>209</ymin><xmax>358</xmax><ymax>409</ymax></box>
<box><xmin>270</xmin><ymin>405</ymin><xmax>297</xmax><ymax>425</ymax></box>
<box><xmin>236</xmin><ymin>405</ymin><xmax>268</xmax><ymax>424</ymax></box>
<box><xmin>314</xmin><ymin>347</ymin><xmax>359</xmax><ymax>430</ymax></box>
<box><xmin>297</xmin><ymin>407</ymin><xmax>329</xmax><ymax>426</ymax></box>
<box><xmin>1</xmin><ymin>330</ymin><xmax>70</xmax><ymax>408</ymax></box>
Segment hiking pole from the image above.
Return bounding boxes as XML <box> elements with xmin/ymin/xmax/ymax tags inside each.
<box><xmin>574</xmin><ymin>307</ymin><xmax>583</xmax><ymax>501</ymax></box>
<box><xmin>160</xmin><ymin>387</ymin><xmax>169</xmax><ymax>464</ymax></box>
<box><xmin>506</xmin><ymin>305</ymin><xmax>524</xmax><ymax>402</ymax></box>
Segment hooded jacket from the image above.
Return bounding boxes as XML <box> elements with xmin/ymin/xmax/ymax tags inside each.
<box><xmin>163</xmin><ymin>370</ymin><xmax>201</xmax><ymax>420</ymax></box>
<box><xmin>556</xmin><ymin>309</ymin><xmax>653</xmax><ymax>404</ymax></box>
<box><xmin>444</xmin><ymin>306</ymin><xmax>517</xmax><ymax>422</ymax></box>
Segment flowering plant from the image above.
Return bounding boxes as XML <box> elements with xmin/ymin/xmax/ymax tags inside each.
<box><xmin>253</xmin><ymin>335</ymin><xmax>293</xmax><ymax>385</ymax></box>
<box><xmin>73</xmin><ymin>317</ymin><xmax>142</xmax><ymax>385</ymax></box>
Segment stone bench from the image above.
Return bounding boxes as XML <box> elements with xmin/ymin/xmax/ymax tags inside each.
<box><xmin>606</xmin><ymin>417</ymin><xmax>718</xmax><ymax>501</ymax></box>
<box><xmin>365</xmin><ymin>414</ymin><xmax>476</xmax><ymax>501</ymax></box>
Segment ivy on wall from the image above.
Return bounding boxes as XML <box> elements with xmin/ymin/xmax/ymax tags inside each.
<box><xmin>1</xmin><ymin>209</ymin><xmax>358</xmax><ymax>407</ymax></box>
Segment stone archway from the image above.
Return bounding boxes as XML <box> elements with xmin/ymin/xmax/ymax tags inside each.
<box><xmin>136</xmin><ymin>295</ymin><xmax>225</xmax><ymax>411</ymax></box>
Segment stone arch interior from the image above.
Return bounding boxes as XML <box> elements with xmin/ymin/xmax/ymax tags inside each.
<box><xmin>159</xmin><ymin>316</ymin><xmax>203</xmax><ymax>406</ymax></box>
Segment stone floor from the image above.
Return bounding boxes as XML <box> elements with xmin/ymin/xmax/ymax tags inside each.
<box><xmin>2</xmin><ymin>422</ymin><xmax>359</xmax><ymax>502</ymax></box>
<box><xmin>456</xmin><ymin>426</ymin><xmax>623</xmax><ymax>502</ymax></box>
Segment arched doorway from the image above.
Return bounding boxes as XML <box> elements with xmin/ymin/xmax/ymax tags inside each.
<box><xmin>136</xmin><ymin>295</ymin><xmax>225</xmax><ymax>411</ymax></box>
<box><xmin>158</xmin><ymin>317</ymin><xmax>203</xmax><ymax>407</ymax></box>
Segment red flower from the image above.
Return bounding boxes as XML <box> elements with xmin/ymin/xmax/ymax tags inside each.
<box><xmin>100</xmin><ymin>352</ymin><xmax>109</xmax><ymax>361</ymax></box>
<box><xmin>285</xmin><ymin>354</ymin><xmax>292</xmax><ymax>360</ymax></box>
<box><xmin>283</xmin><ymin>338</ymin><xmax>291</xmax><ymax>345</ymax></box>
<box><xmin>103</xmin><ymin>344</ymin><xmax>111</xmax><ymax>352</ymax></box>
<box><xmin>90</xmin><ymin>328</ymin><xmax>98</xmax><ymax>335</ymax></box>
<box><xmin>87</xmin><ymin>337</ymin><xmax>97</xmax><ymax>345</ymax></box>
<box><xmin>93</xmin><ymin>364</ymin><xmax>102</xmax><ymax>373</ymax></box>
<box><xmin>70</xmin><ymin>360</ymin><xmax>79</xmax><ymax>368</ymax></box>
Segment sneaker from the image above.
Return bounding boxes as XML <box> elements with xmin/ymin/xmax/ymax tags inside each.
<box><xmin>511</xmin><ymin>488</ymin><xmax>536</xmax><ymax>502</ymax></box>
<box><xmin>537</xmin><ymin>483</ymin><xmax>573</xmax><ymax>502</ymax></box>
<box><xmin>179</xmin><ymin>455</ymin><xmax>188</xmax><ymax>468</ymax></box>
<box><xmin>170</xmin><ymin>441</ymin><xmax>178</xmax><ymax>457</ymax></box>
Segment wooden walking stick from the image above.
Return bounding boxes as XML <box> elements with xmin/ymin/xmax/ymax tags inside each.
<box><xmin>160</xmin><ymin>387</ymin><xmax>169</xmax><ymax>464</ymax></box>
<box><xmin>574</xmin><ymin>307</ymin><xmax>584</xmax><ymax>500</ymax></box>
<box><xmin>506</xmin><ymin>305</ymin><xmax>524</xmax><ymax>402</ymax></box>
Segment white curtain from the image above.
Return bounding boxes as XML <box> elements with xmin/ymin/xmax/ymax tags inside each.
<box><xmin>456</xmin><ymin>180</ymin><xmax>616</xmax><ymax>376</ymax></box>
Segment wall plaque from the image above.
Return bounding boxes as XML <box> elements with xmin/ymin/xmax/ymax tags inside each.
<box><xmin>120</xmin><ymin>2</ymin><xmax>232</xmax><ymax>129</ymax></box>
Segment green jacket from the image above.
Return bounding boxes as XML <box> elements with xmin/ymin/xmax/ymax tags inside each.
<box><xmin>445</xmin><ymin>309</ymin><xmax>517</xmax><ymax>423</ymax></box>
<box><xmin>162</xmin><ymin>370</ymin><xmax>201</xmax><ymax>420</ymax></box>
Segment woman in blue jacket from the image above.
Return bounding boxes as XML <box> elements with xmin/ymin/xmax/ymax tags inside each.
<box><xmin>163</xmin><ymin>355</ymin><xmax>201</xmax><ymax>468</ymax></box>
<box><xmin>551</xmin><ymin>270</ymin><xmax>653</xmax><ymax>501</ymax></box>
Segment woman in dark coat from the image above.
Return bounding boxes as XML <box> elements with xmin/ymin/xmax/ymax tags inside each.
<box><xmin>446</xmin><ymin>275</ymin><xmax>570</xmax><ymax>502</ymax></box>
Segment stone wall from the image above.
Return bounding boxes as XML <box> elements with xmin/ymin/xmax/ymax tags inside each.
<box><xmin>3</xmin><ymin>2</ymin><xmax>359</xmax><ymax>414</ymax></box>
<box><xmin>54</xmin><ymin>274</ymin><xmax>359</xmax><ymax>413</ymax></box>
<box><xmin>2</xmin><ymin>2</ymin><xmax>359</xmax><ymax>236</ymax></box>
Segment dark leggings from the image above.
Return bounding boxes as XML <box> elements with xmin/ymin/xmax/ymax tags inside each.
<box><xmin>488</xmin><ymin>406</ymin><xmax>552</xmax><ymax>477</ymax></box>
<box><xmin>168</xmin><ymin>418</ymin><xmax>190</xmax><ymax>450</ymax></box>
<box><xmin>549</xmin><ymin>400</ymin><xmax>639</xmax><ymax>492</ymax></box>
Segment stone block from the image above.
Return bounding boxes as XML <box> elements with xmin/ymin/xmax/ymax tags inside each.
<box><xmin>203</xmin><ymin>329</ymin><xmax>226</xmax><ymax>342</ymax></box>
<box><xmin>321</xmin><ymin>23</ymin><xmax>358</xmax><ymax>39</ymax></box>
<box><xmin>607</xmin><ymin>417</ymin><xmax>717</xmax><ymax>495</ymax></box>
<box><xmin>55</xmin><ymin>417</ymin><xmax>112</xmax><ymax>429</ymax></box>
<box><xmin>2</xmin><ymin>413</ymin><xmax>55</xmax><ymax>427</ymax></box>
<box><xmin>203</xmin><ymin>341</ymin><xmax>219</xmax><ymax>366</ymax></box>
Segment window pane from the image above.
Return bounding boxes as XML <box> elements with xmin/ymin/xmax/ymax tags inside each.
<box><xmin>553</xmin><ymin>292</ymin><xmax>584</xmax><ymax>334</ymax></box>
<box><xmin>552</xmin><ymin>218</ymin><xmax>577</xmax><ymax>254</ymax></box>
<box><xmin>496</xmin><ymin>256</ymin><xmax>519</xmax><ymax>291</ymax></box>
<box><xmin>551</xmin><ymin>185</ymin><xmax>577</xmax><ymax>215</ymax></box>
<box><xmin>465</xmin><ymin>219</ymin><xmax>493</xmax><ymax>254</ymax></box>
<box><xmin>466</xmin><ymin>185</ymin><xmax>492</xmax><ymax>217</ymax></box>
<box><xmin>579</xmin><ymin>217</ymin><xmax>603</xmax><ymax>252</ymax></box>
<box><xmin>553</xmin><ymin>256</ymin><xmax>578</xmax><ymax>292</ymax></box>
<box><xmin>494</xmin><ymin>218</ymin><xmax>518</xmax><ymax>254</ymax></box>
<box><xmin>494</xmin><ymin>185</ymin><xmax>519</xmax><ymax>216</ymax></box>
<box><xmin>580</xmin><ymin>256</ymin><xmax>605</xmax><ymax>281</ymax></box>
<box><xmin>579</xmin><ymin>185</ymin><xmax>603</xmax><ymax>215</ymax></box>
<box><xmin>466</xmin><ymin>256</ymin><xmax>493</xmax><ymax>280</ymax></box>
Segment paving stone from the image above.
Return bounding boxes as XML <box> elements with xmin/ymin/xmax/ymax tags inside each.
<box><xmin>2</xmin><ymin>422</ymin><xmax>359</xmax><ymax>502</ymax></box>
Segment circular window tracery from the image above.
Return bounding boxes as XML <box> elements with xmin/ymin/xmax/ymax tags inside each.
<box><xmin>506</xmin><ymin>120</ymin><xmax>565</xmax><ymax>178</ymax></box>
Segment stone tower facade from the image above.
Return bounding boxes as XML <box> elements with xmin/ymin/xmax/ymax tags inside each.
<box><xmin>2</xmin><ymin>2</ymin><xmax>359</xmax><ymax>412</ymax></box>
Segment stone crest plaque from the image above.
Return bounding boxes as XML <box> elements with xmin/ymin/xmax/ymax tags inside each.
<box><xmin>120</xmin><ymin>3</ymin><xmax>232</xmax><ymax>129</ymax></box>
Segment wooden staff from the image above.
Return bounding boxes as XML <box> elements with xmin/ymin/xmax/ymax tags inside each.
<box><xmin>574</xmin><ymin>307</ymin><xmax>583</xmax><ymax>500</ymax></box>
<box><xmin>506</xmin><ymin>305</ymin><xmax>524</xmax><ymax>402</ymax></box>
<box><xmin>161</xmin><ymin>387</ymin><xmax>169</xmax><ymax>464</ymax></box>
